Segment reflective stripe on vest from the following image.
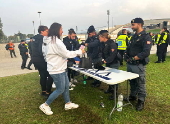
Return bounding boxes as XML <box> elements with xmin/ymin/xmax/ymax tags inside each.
<box><xmin>116</xmin><ymin>35</ymin><xmax>127</xmax><ymax>50</ymax></box>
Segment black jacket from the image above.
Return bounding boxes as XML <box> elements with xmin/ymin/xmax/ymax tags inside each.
<box><xmin>63</xmin><ymin>36</ymin><xmax>80</xmax><ymax>51</ymax></box>
<box><xmin>31</xmin><ymin>34</ymin><xmax>45</xmax><ymax>63</ymax></box>
<box><xmin>85</xmin><ymin>36</ymin><xmax>102</xmax><ymax>60</ymax></box>
<box><xmin>102</xmin><ymin>39</ymin><xmax>118</xmax><ymax>64</ymax></box>
<box><xmin>125</xmin><ymin>30</ymin><xmax>152</xmax><ymax>60</ymax></box>
<box><xmin>63</xmin><ymin>36</ymin><xmax>80</xmax><ymax>62</ymax></box>
<box><xmin>18</xmin><ymin>43</ymin><xmax>28</xmax><ymax>55</ymax></box>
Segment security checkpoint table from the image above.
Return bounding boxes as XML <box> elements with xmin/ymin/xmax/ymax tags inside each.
<box><xmin>69</xmin><ymin>66</ymin><xmax>139</xmax><ymax>118</ymax></box>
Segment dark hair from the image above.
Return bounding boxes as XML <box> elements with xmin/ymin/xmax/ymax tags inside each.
<box><xmin>122</xmin><ymin>29</ymin><xmax>126</xmax><ymax>34</ymax></box>
<box><xmin>38</xmin><ymin>25</ymin><xmax>48</xmax><ymax>34</ymax></box>
<box><xmin>163</xmin><ymin>27</ymin><xmax>167</xmax><ymax>31</ymax></box>
<box><xmin>48</xmin><ymin>23</ymin><xmax>62</xmax><ymax>40</ymax></box>
<box><xmin>99</xmin><ymin>30</ymin><xmax>111</xmax><ymax>39</ymax></box>
<box><xmin>68</xmin><ymin>28</ymin><xmax>76</xmax><ymax>35</ymax></box>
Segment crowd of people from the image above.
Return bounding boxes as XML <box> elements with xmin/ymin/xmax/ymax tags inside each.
<box><xmin>5</xmin><ymin>17</ymin><xmax>170</xmax><ymax>115</ymax></box>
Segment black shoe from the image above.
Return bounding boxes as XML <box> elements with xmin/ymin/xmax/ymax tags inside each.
<box><xmin>109</xmin><ymin>95</ymin><xmax>114</xmax><ymax>100</ymax></box>
<box><xmin>24</xmin><ymin>67</ymin><xmax>27</xmax><ymax>68</ymax></box>
<box><xmin>21</xmin><ymin>67</ymin><xmax>24</xmax><ymax>70</ymax></box>
<box><xmin>108</xmin><ymin>94</ymin><xmax>118</xmax><ymax>100</ymax></box>
<box><xmin>162</xmin><ymin>60</ymin><xmax>166</xmax><ymax>63</ymax></box>
<box><xmin>123</xmin><ymin>96</ymin><xmax>137</xmax><ymax>101</ymax></box>
<box><xmin>136</xmin><ymin>99</ymin><xmax>144</xmax><ymax>111</ymax></box>
<box><xmin>104</xmin><ymin>90</ymin><xmax>113</xmax><ymax>94</ymax></box>
<box><xmin>27</xmin><ymin>67</ymin><xmax>32</xmax><ymax>70</ymax></box>
<box><xmin>91</xmin><ymin>83</ymin><xmax>101</xmax><ymax>87</ymax></box>
<box><xmin>155</xmin><ymin>61</ymin><xmax>161</xmax><ymax>63</ymax></box>
<box><xmin>41</xmin><ymin>92</ymin><xmax>50</xmax><ymax>99</ymax></box>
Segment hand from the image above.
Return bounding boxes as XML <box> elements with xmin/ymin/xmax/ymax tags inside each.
<box><xmin>85</xmin><ymin>43</ymin><xmax>88</xmax><ymax>46</ymax></box>
<box><xmin>133</xmin><ymin>56</ymin><xmax>140</xmax><ymax>60</ymax></box>
<box><xmin>81</xmin><ymin>49</ymin><xmax>85</xmax><ymax>54</ymax></box>
<box><xmin>26</xmin><ymin>52</ymin><xmax>28</xmax><ymax>55</ymax></box>
<box><xmin>103</xmin><ymin>61</ymin><xmax>107</xmax><ymax>64</ymax></box>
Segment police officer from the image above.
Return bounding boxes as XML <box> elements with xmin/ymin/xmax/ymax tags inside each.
<box><xmin>27</xmin><ymin>37</ymin><xmax>34</xmax><ymax>70</ymax></box>
<box><xmin>18</xmin><ymin>40</ymin><xmax>28</xmax><ymax>69</ymax></box>
<box><xmin>116</xmin><ymin>29</ymin><xmax>128</xmax><ymax>65</ymax></box>
<box><xmin>98</xmin><ymin>30</ymin><xmax>120</xmax><ymax>100</ymax></box>
<box><xmin>85</xmin><ymin>25</ymin><xmax>103</xmax><ymax>87</ymax></box>
<box><xmin>63</xmin><ymin>29</ymin><xmax>80</xmax><ymax>88</ymax></box>
<box><xmin>124</xmin><ymin>18</ymin><xmax>152</xmax><ymax>111</ymax></box>
<box><xmin>155</xmin><ymin>27</ymin><xmax>169</xmax><ymax>63</ymax></box>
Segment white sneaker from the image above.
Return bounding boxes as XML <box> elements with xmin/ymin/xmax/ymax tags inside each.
<box><xmin>52</xmin><ymin>83</ymin><xmax>56</xmax><ymax>88</ymax></box>
<box><xmin>65</xmin><ymin>103</ymin><xmax>79</xmax><ymax>110</ymax></box>
<box><xmin>71</xmin><ymin>78</ymin><xmax>78</xmax><ymax>83</ymax></box>
<box><xmin>69</xmin><ymin>82</ymin><xmax>76</xmax><ymax>87</ymax></box>
<box><xmin>39</xmin><ymin>103</ymin><xmax>53</xmax><ymax>115</ymax></box>
<box><xmin>69</xmin><ymin>87</ymin><xmax>74</xmax><ymax>90</ymax></box>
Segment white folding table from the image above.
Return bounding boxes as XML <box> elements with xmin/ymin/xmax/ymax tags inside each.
<box><xmin>69</xmin><ymin>66</ymin><xmax>139</xmax><ymax>119</ymax></box>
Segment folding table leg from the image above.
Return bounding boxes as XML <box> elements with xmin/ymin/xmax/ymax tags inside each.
<box><xmin>109</xmin><ymin>85</ymin><xmax>117</xmax><ymax>119</ymax></box>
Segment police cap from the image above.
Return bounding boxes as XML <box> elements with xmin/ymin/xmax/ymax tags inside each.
<box><xmin>21</xmin><ymin>40</ymin><xmax>25</xmax><ymax>42</ymax></box>
<box><xmin>131</xmin><ymin>18</ymin><xmax>144</xmax><ymax>25</ymax></box>
<box><xmin>87</xmin><ymin>25</ymin><xmax>95</xmax><ymax>34</ymax></box>
<box><xmin>99</xmin><ymin>30</ymin><xmax>108</xmax><ymax>35</ymax></box>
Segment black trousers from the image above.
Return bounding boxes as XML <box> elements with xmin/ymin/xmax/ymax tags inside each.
<box><xmin>27</xmin><ymin>55</ymin><xmax>34</xmax><ymax>68</ymax></box>
<box><xmin>118</xmin><ymin>50</ymin><xmax>125</xmax><ymax>65</ymax></box>
<box><xmin>157</xmin><ymin>44</ymin><xmax>167</xmax><ymax>61</ymax></box>
<box><xmin>21</xmin><ymin>54</ymin><xmax>28</xmax><ymax>68</ymax></box>
<box><xmin>67</xmin><ymin>68</ymin><xmax>76</xmax><ymax>82</ymax></box>
<box><xmin>33</xmin><ymin>62</ymin><xmax>53</xmax><ymax>93</ymax></box>
<box><xmin>10</xmin><ymin>50</ymin><xmax>16</xmax><ymax>58</ymax></box>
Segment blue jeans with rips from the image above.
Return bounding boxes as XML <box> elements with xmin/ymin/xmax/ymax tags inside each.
<box><xmin>45</xmin><ymin>72</ymin><xmax>70</xmax><ymax>105</ymax></box>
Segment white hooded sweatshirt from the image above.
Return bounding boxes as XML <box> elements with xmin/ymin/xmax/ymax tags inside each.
<box><xmin>42</xmin><ymin>36</ymin><xmax>82</xmax><ymax>74</ymax></box>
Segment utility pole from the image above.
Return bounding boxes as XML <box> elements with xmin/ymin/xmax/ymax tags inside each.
<box><xmin>38</xmin><ymin>12</ymin><xmax>42</xmax><ymax>25</ymax></box>
<box><xmin>107</xmin><ymin>10</ymin><xmax>110</xmax><ymax>33</ymax></box>
<box><xmin>32</xmin><ymin>21</ymin><xmax>35</xmax><ymax>35</ymax></box>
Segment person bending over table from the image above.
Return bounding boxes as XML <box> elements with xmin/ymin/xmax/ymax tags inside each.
<box><xmin>98</xmin><ymin>30</ymin><xmax>120</xmax><ymax>100</ymax></box>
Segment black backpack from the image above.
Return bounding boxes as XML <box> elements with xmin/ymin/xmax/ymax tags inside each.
<box><xmin>5</xmin><ymin>44</ymin><xmax>9</xmax><ymax>50</ymax></box>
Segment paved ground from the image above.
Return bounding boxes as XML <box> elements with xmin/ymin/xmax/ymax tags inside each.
<box><xmin>0</xmin><ymin>43</ymin><xmax>170</xmax><ymax>77</ymax></box>
<box><xmin>0</xmin><ymin>43</ymin><xmax>37</xmax><ymax>77</ymax></box>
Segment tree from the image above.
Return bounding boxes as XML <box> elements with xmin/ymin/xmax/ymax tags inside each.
<box><xmin>27</xmin><ymin>34</ymin><xmax>34</xmax><ymax>38</ymax></box>
<box><xmin>0</xmin><ymin>18</ymin><xmax>5</xmax><ymax>43</ymax></box>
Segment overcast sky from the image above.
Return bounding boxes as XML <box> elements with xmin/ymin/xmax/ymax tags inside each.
<box><xmin>1</xmin><ymin>0</ymin><xmax>170</xmax><ymax>36</ymax></box>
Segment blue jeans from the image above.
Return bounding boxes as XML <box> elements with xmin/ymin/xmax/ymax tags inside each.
<box><xmin>46</xmin><ymin>72</ymin><xmax>70</xmax><ymax>105</ymax></box>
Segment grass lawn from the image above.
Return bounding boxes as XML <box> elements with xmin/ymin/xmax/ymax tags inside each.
<box><xmin>0</xmin><ymin>54</ymin><xmax>170</xmax><ymax>124</ymax></box>
<box><xmin>146</xmin><ymin>29</ymin><xmax>161</xmax><ymax>34</ymax></box>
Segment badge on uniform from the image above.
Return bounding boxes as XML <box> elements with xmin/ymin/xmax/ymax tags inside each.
<box><xmin>147</xmin><ymin>41</ymin><xmax>151</xmax><ymax>44</ymax></box>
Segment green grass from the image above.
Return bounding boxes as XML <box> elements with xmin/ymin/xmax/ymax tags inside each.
<box><xmin>0</xmin><ymin>54</ymin><xmax>170</xmax><ymax>124</ymax></box>
<box><xmin>146</xmin><ymin>29</ymin><xmax>161</xmax><ymax>34</ymax></box>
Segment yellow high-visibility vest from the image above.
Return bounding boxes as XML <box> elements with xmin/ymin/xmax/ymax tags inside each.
<box><xmin>161</xmin><ymin>32</ymin><xmax>168</xmax><ymax>44</ymax></box>
<box><xmin>128</xmin><ymin>36</ymin><xmax>132</xmax><ymax>42</ymax></box>
<box><xmin>25</xmin><ymin>44</ymin><xmax>29</xmax><ymax>49</ymax></box>
<box><xmin>116</xmin><ymin>35</ymin><xmax>128</xmax><ymax>50</ymax></box>
<box><xmin>155</xmin><ymin>34</ymin><xmax>161</xmax><ymax>44</ymax></box>
<box><xmin>152</xmin><ymin>36</ymin><xmax>155</xmax><ymax>42</ymax></box>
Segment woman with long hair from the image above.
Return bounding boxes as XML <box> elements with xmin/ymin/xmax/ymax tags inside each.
<box><xmin>40</xmin><ymin>22</ymin><xmax>85</xmax><ymax>115</ymax></box>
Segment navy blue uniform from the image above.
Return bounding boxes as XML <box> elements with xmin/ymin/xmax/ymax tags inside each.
<box><xmin>125</xmin><ymin>30</ymin><xmax>152</xmax><ymax>102</ymax></box>
<box><xmin>18</xmin><ymin>43</ymin><xmax>28</xmax><ymax>69</ymax></box>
